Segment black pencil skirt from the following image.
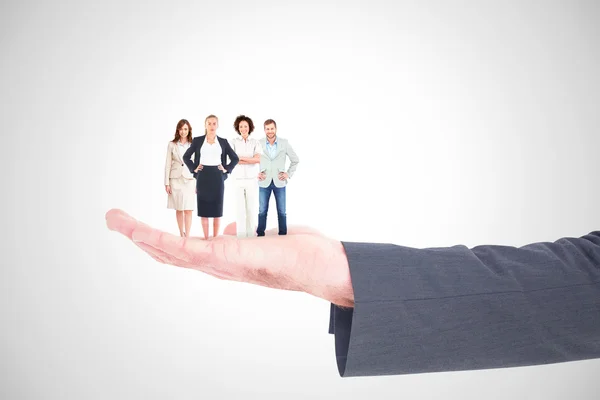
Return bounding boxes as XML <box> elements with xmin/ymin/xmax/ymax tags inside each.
<box><xmin>195</xmin><ymin>165</ymin><xmax>226</xmax><ymax>218</ymax></box>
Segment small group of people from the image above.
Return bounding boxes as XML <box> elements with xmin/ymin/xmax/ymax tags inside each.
<box><xmin>164</xmin><ymin>114</ymin><xmax>300</xmax><ymax>239</ymax></box>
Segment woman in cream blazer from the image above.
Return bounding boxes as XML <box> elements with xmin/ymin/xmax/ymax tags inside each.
<box><xmin>165</xmin><ymin>119</ymin><xmax>196</xmax><ymax>237</ymax></box>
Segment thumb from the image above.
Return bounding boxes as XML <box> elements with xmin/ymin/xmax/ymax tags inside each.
<box><xmin>222</xmin><ymin>220</ymin><xmax>324</xmax><ymax>237</ymax></box>
<box><xmin>223</xmin><ymin>222</ymin><xmax>237</xmax><ymax>235</ymax></box>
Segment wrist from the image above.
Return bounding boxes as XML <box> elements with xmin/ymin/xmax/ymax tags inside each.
<box><xmin>320</xmin><ymin>240</ymin><xmax>354</xmax><ymax>307</ymax></box>
<box><xmin>297</xmin><ymin>237</ymin><xmax>354</xmax><ymax>307</ymax></box>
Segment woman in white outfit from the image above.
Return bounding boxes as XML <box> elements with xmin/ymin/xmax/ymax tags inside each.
<box><xmin>164</xmin><ymin>119</ymin><xmax>196</xmax><ymax>237</ymax></box>
<box><xmin>229</xmin><ymin>115</ymin><xmax>261</xmax><ymax>238</ymax></box>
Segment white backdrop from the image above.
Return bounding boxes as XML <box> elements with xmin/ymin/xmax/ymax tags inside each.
<box><xmin>1</xmin><ymin>0</ymin><xmax>599</xmax><ymax>399</ymax></box>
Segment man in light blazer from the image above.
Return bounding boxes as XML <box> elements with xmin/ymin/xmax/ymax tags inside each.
<box><xmin>256</xmin><ymin>119</ymin><xmax>299</xmax><ymax>236</ymax></box>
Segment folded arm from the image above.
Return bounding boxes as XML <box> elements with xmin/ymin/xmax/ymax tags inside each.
<box><xmin>239</xmin><ymin>154</ymin><xmax>261</xmax><ymax>164</ymax></box>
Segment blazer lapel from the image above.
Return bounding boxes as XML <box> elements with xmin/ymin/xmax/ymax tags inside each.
<box><xmin>273</xmin><ymin>138</ymin><xmax>284</xmax><ymax>159</ymax></box>
<box><xmin>196</xmin><ymin>135</ymin><xmax>205</xmax><ymax>161</ymax></box>
<box><xmin>259</xmin><ymin>138</ymin><xmax>268</xmax><ymax>158</ymax></box>
<box><xmin>262</xmin><ymin>138</ymin><xmax>281</xmax><ymax>159</ymax></box>
<box><xmin>218</xmin><ymin>136</ymin><xmax>226</xmax><ymax>163</ymax></box>
<box><xmin>174</xmin><ymin>143</ymin><xmax>184</xmax><ymax>164</ymax></box>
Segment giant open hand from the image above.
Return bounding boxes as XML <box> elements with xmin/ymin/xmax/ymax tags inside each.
<box><xmin>105</xmin><ymin>209</ymin><xmax>355</xmax><ymax>307</ymax></box>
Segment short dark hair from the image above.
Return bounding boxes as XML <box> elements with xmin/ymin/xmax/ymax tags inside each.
<box><xmin>264</xmin><ymin>119</ymin><xmax>277</xmax><ymax>128</ymax></box>
<box><xmin>233</xmin><ymin>115</ymin><xmax>255</xmax><ymax>135</ymax></box>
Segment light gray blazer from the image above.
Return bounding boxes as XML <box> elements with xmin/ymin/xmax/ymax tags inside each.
<box><xmin>257</xmin><ymin>137</ymin><xmax>299</xmax><ymax>188</ymax></box>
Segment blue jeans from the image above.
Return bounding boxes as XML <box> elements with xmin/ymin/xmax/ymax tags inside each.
<box><xmin>257</xmin><ymin>180</ymin><xmax>286</xmax><ymax>236</ymax></box>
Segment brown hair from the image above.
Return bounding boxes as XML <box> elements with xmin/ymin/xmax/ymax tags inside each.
<box><xmin>204</xmin><ymin>114</ymin><xmax>218</xmax><ymax>134</ymax></box>
<box><xmin>233</xmin><ymin>115</ymin><xmax>255</xmax><ymax>135</ymax></box>
<box><xmin>171</xmin><ymin>119</ymin><xmax>192</xmax><ymax>143</ymax></box>
<box><xmin>263</xmin><ymin>119</ymin><xmax>277</xmax><ymax>128</ymax></box>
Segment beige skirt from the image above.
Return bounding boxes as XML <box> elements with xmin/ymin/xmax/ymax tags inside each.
<box><xmin>167</xmin><ymin>176</ymin><xmax>196</xmax><ymax>210</ymax></box>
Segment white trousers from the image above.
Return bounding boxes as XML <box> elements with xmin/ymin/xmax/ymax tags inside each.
<box><xmin>234</xmin><ymin>179</ymin><xmax>258</xmax><ymax>238</ymax></box>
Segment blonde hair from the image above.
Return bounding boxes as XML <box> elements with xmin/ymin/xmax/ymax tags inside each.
<box><xmin>204</xmin><ymin>114</ymin><xmax>218</xmax><ymax>134</ymax></box>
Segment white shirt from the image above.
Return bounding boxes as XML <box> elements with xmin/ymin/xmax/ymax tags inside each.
<box><xmin>176</xmin><ymin>141</ymin><xmax>191</xmax><ymax>160</ymax></box>
<box><xmin>230</xmin><ymin>136</ymin><xmax>261</xmax><ymax>179</ymax></box>
<box><xmin>176</xmin><ymin>141</ymin><xmax>193</xmax><ymax>178</ymax></box>
<box><xmin>200</xmin><ymin>137</ymin><xmax>222</xmax><ymax>166</ymax></box>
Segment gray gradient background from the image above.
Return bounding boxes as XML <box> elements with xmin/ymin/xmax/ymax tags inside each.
<box><xmin>1</xmin><ymin>0</ymin><xmax>599</xmax><ymax>398</ymax></box>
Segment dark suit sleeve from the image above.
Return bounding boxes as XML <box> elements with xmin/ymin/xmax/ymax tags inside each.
<box><xmin>329</xmin><ymin>231</ymin><xmax>600</xmax><ymax>377</ymax></box>
<box><xmin>183</xmin><ymin>138</ymin><xmax>198</xmax><ymax>177</ymax></box>
<box><xmin>222</xmin><ymin>139</ymin><xmax>239</xmax><ymax>174</ymax></box>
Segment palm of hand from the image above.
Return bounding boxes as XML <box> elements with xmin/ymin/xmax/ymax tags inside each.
<box><xmin>105</xmin><ymin>209</ymin><xmax>354</xmax><ymax>307</ymax></box>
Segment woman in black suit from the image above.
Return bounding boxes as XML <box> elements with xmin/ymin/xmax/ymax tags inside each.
<box><xmin>183</xmin><ymin>114</ymin><xmax>239</xmax><ymax>239</ymax></box>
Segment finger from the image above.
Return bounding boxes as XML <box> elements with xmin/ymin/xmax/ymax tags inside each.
<box><xmin>285</xmin><ymin>226</ymin><xmax>323</xmax><ymax>235</ymax></box>
<box><xmin>134</xmin><ymin>241</ymin><xmax>171</xmax><ymax>265</ymax></box>
<box><xmin>106</xmin><ymin>209</ymin><xmax>151</xmax><ymax>240</ymax></box>
<box><xmin>222</xmin><ymin>222</ymin><xmax>279</xmax><ymax>237</ymax></box>
<box><xmin>134</xmin><ymin>240</ymin><xmax>194</xmax><ymax>268</ymax></box>
<box><xmin>223</xmin><ymin>222</ymin><xmax>237</xmax><ymax>235</ymax></box>
<box><xmin>131</xmin><ymin>224</ymin><xmax>211</xmax><ymax>265</ymax></box>
<box><xmin>134</xmin><ymin>240</ymin><xmax>234</xmax><ymax>281</ymax></box>
<box><xmin>264</xmin><ymin>226</ymin><xmax>323</xmax><ymax>236</ymax></box>
<box><xmin>264</xmin><ymin>227</ymin><xmax>280</xmax><ymax>235</ymax></box>
<box><xmin>221</xmin><ymin>220</ymin><xmax>322</xmax><ymax>237</ymax></box>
